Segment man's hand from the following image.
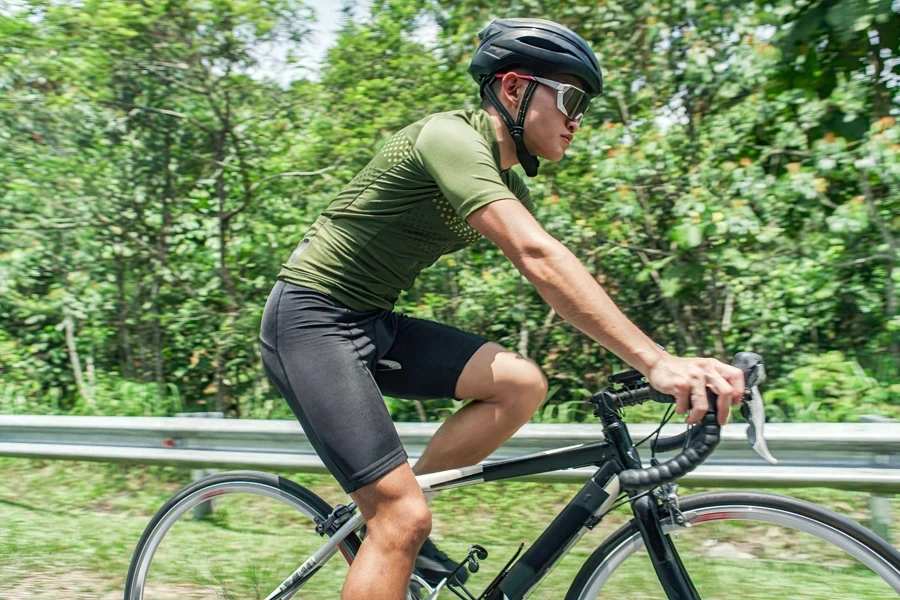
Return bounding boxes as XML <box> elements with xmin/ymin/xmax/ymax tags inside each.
<box><xmin>647</xmin><ymin>356</ymin><xmax>746</xmax><ymax>426</ymax></box>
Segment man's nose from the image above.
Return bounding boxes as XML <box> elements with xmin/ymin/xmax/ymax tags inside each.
<box><xmin>567</xmin><ymin>119</ymin><xmax>580</xmax><ymax>134</ymax></box>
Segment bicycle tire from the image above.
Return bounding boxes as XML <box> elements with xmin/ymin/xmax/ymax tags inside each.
<box><xmin>565</xmin><ymin>491</ymin><xmax>900</xmax><ymax>599</ymax></box>
<box><xmin>123</xmin><ymin>470</ymin><xmax>362</xmax><ymax>600</ymax></box>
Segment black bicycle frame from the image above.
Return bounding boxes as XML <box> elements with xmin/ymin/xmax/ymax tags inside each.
<box><xmin>423</xmin><ymin>406</ymin><xmax>699</xmax><ymax>600</ymax></box>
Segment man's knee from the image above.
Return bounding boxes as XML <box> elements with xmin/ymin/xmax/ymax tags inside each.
<box><xmin>351</xmin><ymin>464</ymin><xmax>432</xmax><ymax>551</ymax></box>
<box><xmin>457</xmin><ymin>343</ymin><xmax>549</xmax><ymax>407</ymax></box>
<box><xmin>399</xmin><ymin>498</ymin><xmax>433</xmax><ymax>544</ymax></box>
<box><xmin>367</xmin><ymin>497</ymin><xmax>432</xmax><ymax>551</ymax></box>
<box><xmin>506</xmin><ymin>357</ymin><xmax>549</xmax><ymax>413</ymax></box>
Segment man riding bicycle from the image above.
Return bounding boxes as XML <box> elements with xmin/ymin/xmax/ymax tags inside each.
<box><xmin>259</xmin><ymin>17</ymin><xmax>746</xmax><ymax>600</ymax></box>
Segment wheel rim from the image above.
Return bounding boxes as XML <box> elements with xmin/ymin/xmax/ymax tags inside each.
<box><xmin>128</xmin><ymin>480</ymin><xmax>352</xmax><ymax>600</ymax></box>
<box><xmin>573</xmin><ymin>504</ymin><xmax>900</xmax><ymax>599</ymax></box>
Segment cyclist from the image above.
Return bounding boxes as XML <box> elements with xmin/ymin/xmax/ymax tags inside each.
<box><xmin>259</xmin><ymin>17</ymin><xmax>746</xmax><ymax>600</ymax></box>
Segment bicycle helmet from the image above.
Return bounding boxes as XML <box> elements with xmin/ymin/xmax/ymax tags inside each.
<box><xmin>468</xmin><ymin>18</ymin><xmax>603</xmax><ymax>176</ymax></box>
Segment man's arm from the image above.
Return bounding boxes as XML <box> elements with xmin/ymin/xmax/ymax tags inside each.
<box><xmin>466</xmin><ymin>199</ymin><xmax>745</xmax><ymax>425</ymax></box>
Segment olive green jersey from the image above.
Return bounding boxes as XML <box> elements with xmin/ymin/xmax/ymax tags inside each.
<box><xmin>278</xmin><ymin>108</ymin><xmax>535</xmax><ymax>311</ymax></box>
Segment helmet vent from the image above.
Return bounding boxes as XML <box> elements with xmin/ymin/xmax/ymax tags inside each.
<box><xmin>520</xmin><ymin>36</ymin><xmax>573</xmax><ymax>57</ymax></box>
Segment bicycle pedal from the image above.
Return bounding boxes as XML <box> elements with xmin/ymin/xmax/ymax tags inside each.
<box><xmin>464</xmin><ymin>543</ymin><xmax>488</xmax><ymax>572</ymax></box>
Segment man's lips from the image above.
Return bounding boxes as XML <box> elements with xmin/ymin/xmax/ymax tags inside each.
<box><xmin>561</xmin><ymin>134</ymin><xmax>573</xmax><ymax>145</ymax></box>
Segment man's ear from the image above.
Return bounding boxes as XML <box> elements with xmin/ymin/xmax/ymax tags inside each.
<box><xmin>500</xmin><ymin>73</ymin><xmax>523</xmax><ymax>111</ymax></box>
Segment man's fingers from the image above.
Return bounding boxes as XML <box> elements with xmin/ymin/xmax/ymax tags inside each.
<box><xmin>686</xmin><ymin>386</ymin><xmax>708</xmax><ymax>424</ymax></box>
<box><xmin>651</xmin><ymin>358</ymin><xmax>749</xmax><ymax>427</ymax></box>
<box><xmin>703</xmin><ymin>367</ymin><xmax>734</xmax><ymax>398</ymax></box>
<box><xmin>673</xmin><ymin>384</ymin><xmax>691</xmax><ymax>416</ymax></box>
<box><xmin>717</xmin><ymin>363</ymin><xmax>746</xmax><ymax>405</ymax></box>
<box><xmin>716</xmin><ymin>392</ymin><xmax>732</xmax><ymax>426</ymax></box>
<box><xmin>702</xmin><ymin>369</ymin><xmax>737</xmax><ymax>424</ymax></box>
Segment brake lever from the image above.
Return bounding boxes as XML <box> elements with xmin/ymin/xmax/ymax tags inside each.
<box><xmin>741</xmin><ymin>387</ymin><xmax>778</xmax><ymax>465</ymax></box>
<box><xmin>733</xmin><ymin>353</ymin><xmax>778</xmax><ymax>465</ymax></box>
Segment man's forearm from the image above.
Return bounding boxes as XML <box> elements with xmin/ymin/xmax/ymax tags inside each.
<box><xmin>517</xmin><ymin>240</ymin><xmax>666</xmax><ymax>376</ymax></box>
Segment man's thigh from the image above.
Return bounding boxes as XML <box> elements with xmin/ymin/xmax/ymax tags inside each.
<box><xmin>259</xmin><ymin>281</ymin><xmax>409</xmax><ymax>494</ymax></box>
<box><xmin>452</xmin><ymin>341</ymin><xmax>545</xmax><ymax>401</ymax></box>
<box><xmin>375</xmin><ymin>313</ymin><xmax>543</xmax><ymax>402</ymax></box>
<box><xmin>374</xmin><ymin>314</ymin><xmax>489</xmax><ymax>400</ymax></box>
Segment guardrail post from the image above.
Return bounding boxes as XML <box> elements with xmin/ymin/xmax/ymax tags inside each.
<box><xmin>861</xmin><ymin>415</ymin><xmax>895</xmax><ymax>543</ymax></box>
<box><xmin>177</xmin><ymin>412</ymin><xmax>224</xmax><ymax>519</ymax></box>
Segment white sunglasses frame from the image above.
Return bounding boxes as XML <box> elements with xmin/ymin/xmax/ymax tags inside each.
<box><xmin>503</xmin><ymin>73</ymin><xmax>590</xmax><ymax>122</ymax></box>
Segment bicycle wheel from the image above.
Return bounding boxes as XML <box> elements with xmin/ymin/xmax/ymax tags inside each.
<box><xmin>124</xmin><ymin>470</ymin><xmax>361</xmax><ymax>600</ymax></box>
<box><xmin>566</xmin><ymin>491</ymin><xmax>900</xmax><ymax>600</ymax></box>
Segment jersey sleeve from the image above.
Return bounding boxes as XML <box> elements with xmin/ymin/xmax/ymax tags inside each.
<box><xmin>502</xmin><ymin>169</ymin><xmax>537</xmax><ymax>217</ymax></box>
<box><xmin>414</xmin><ymin>115</ymin><xmax>530</xmax><ymax>220</ymax></box>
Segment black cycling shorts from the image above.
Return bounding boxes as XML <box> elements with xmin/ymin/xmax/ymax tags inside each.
<box><xmin>259</xmin><ymin>279</ymin><xmax>489</xmax><ymax>494</ymax></box>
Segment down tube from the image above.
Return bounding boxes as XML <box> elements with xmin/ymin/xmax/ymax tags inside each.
<box><xmin>489</xmin><ymin>463</ymin><xmax>621</xmax><ymax>600</ymax></box>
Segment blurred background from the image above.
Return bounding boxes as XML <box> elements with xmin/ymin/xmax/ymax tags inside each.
<box><xmin>1</xmin><ymin>0</ymin><xmax>899</xmax><ymax>598</ymax></box>
<box><xmin>1</xmin><ymin>0</ymin><xmax>898</xmax><ymax>423</ymax></box>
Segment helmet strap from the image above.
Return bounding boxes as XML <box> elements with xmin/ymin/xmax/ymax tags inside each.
<box><xmin>481</xmin><ymin>76</ymin><xmax>540</xmax><ymax>177</ymax></box>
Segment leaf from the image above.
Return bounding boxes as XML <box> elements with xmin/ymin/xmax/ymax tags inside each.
<box><xmin>673</xmin><ymin>224</ymin><xmax>703</xmax><ymax>249</ymax></box>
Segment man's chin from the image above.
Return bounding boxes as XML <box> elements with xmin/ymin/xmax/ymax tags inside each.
<box><xmin>541</xmin><ymin>151</ymin><xmax>566</xmax><ymax>163</ymax></box>
<box><xmin>537</xmin><ymin>150</ymin><xmax>566</xmax><ymax>162</ymax></box>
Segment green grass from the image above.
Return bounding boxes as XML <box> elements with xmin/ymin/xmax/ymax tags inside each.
<box><xmin>1</xmin><ymin>458</ymin><xmax>898</xmax><ymax>599</ymax></box>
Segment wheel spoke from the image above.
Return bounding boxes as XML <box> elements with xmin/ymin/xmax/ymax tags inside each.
<box><xmin>125</xmin><ymin>473</ymin><xmax>358</xmax><ymax>600</ymax></box>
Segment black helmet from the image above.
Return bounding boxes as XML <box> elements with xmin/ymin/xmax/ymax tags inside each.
<box><xmin>468</xmin><ymin>19</ymin><xmax>602</xmax><ymax>177</ymax></box>
<box><xmin>469</xmin><ymin>18</ymin><xmax>602</xmax><ymax>97</ymax></box>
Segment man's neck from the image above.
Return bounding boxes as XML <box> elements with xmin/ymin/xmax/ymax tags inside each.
<box><xmin>487</xmin><ymin>110</ymin><xmax>520</xmax><ymax>171</ymax></box>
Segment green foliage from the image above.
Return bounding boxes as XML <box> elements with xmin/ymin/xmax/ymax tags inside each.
<box><xmin>0</xmin><ymin>364</ymin><xmax>182</xmax><ymax>417</ymax></box>
<box><xmin>765</xmin><ymin>351</ymin><xmax>900</xmax><ymax>422</ymax></box>
<box><xmin>1</xmin><ymin>0</ymin><xmax>898</xmax><ymax>424</ymax></box>
<box><xmin>71</xmin><ymin>374</ymin><xmax>184</xmax><ymax>417</ymax></box>
<box><xmin>531</xmin><ymin>399</ymin><xmax>592</xmax><ymax>424</ymax></box>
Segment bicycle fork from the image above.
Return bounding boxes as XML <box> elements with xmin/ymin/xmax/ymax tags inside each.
<box><xmin>632</xmin><ymin>493</ymin><xmax>701</xmax><ymax>600</ymax></box>
<box><xmin>600</xmin><ymin>390</ymin><xmax>701</xmax><ymax>600</ymax></box>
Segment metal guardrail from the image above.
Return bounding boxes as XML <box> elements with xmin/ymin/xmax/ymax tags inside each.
<box><xmin>1</xmin><ymin>415</ymin><xmax>899</xmax><ymax>492</ymax></box>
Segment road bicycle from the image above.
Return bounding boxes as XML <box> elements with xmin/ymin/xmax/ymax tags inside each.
<box><xmin>124</xmin><ymin>352</ymin><xmax>900</xmax><ymax>599</ymax></box>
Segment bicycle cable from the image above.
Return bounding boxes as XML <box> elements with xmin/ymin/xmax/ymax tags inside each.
<box><xmin>606</xmin><ymin>489</ymin><xmax>654</xmax><ymax>513</ymax></box>
<box><xmin>633</xmin><ymin>403</ymin><xmax>675</xmax><ymax>450</ymax></box>
<box><xmin>603</xmin><ymin>386</ymin><xmax>676</xmax><ymax>515</ymax></box>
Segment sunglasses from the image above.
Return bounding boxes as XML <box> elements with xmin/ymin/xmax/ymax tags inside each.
<box><xmin>495</xmin><ymin>73</ymin><xmax>590</xmax><ymax>122</ymax></box>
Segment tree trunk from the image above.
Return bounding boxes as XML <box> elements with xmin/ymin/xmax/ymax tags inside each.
<box><xmin>860</xmin><ymin>176</ymin><xmax>900</xmax><ymax>363</ymax></box>
<box><xmin>864</xmin><ymin>24</ymin><xmax>897</xmax><ymax>358</ymax></box>
<box><xmin>413</xmin><ymin>400</ymin><xmax>427</xmax><ymax>422</ymax></box>
<box><xmin>635</xmin><ymin>248</ymin><xmax>695</xmax><ymax>354</ymax></box>
<box><xmin>214</xmin><ymin>347</ymin><xmax>226</xmax><ymax>414</ymax></box>
<box><xmin>517</xmin><ymin>281</ymin><xmax>529</xmax><ymax>358</ymax></box>
<box><xmin>629</xmin><ymin>189</ymin><xmax>696</xmax><ymax>354</ymax></box>
<box><xmin>115</xmin><ymin>258</ymin><xmax>133</xmax><ymax>377</ymax></box>
<box><xmin>532</xmin><ymin>307</ymin><xmax>556</xmax><ymax>361</ymax></box>
<box><xmin>151</xmin><ymin>278</ymin><xmax>166</xmax><ymax>404</ymax></box>
<box><xmin>150</xmin><ymin>129</ymin><xmax>174</xmax><ymax>405</ymax></box>
<box><xmin>63</xmin><ymin>315</ymin><xmax>93</xmax><ymax>405</ymax></box>
<box><xmin>871</xmin><ymin>28</ymin><xmax>891</xmax><ymax>120</ymax></box>
<box><xmin>214</xmin><ymin>130</ymin><xmax>237</xmax><ymax>307</ymax></box>
<box><xmin>715</xmin><ymin>285</ymin><xmax>734</xmax><ymax>363</ymax></box>
<box><xmin>86</xmin><ymin>354</ymin><xmax>96</xmax><ymax>393</ymax></box>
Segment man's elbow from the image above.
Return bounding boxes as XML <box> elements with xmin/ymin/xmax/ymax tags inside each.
<box><xmin>512</xmin><ymin>239</ymin><xmax>570</xmax><ymax>283</ymax></box>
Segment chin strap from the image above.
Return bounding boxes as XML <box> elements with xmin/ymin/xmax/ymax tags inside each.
<box><xmin>481</xmin><ymin>76</ymin><xmax>540</xmax><ymax>177</ymax></box>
